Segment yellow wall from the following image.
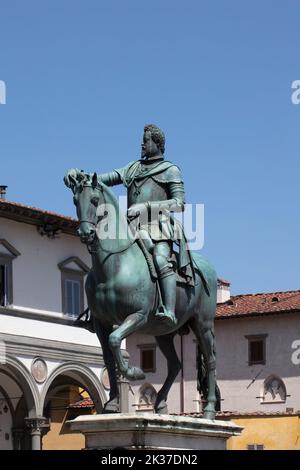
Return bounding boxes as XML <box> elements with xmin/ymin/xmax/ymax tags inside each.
<box><xmin>227</xmin><ymin>416</ymin><xmax>300</xmax><ymax>450</ymax></box>
<box><xmin>43</xmin><ymin>422</ymin><xmax>85</xmax><ymax>450</ymax></box>
<box><xmin>42</xmin><ymin>388</ymin><xmax>88</xmax><ymax>450</ymax></box>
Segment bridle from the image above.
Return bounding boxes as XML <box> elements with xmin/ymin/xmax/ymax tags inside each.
<box><xmin>76</xmin><ymin>182</ymin><xmax>137</xmax><ymax>255</ymax></box>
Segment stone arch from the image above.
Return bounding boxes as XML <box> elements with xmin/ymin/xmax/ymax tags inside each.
<box><xmin>0</xmin><ymin>355</ymin><xmax>40</xmax><ymax>417</ymax></box>
<box><xmin>40</xmin><ymin>362</ymin><xmax>106</xmax><ymax>415</ymax></box>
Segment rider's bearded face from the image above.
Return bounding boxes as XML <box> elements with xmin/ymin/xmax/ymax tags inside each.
<box><xmin>141</xmin><ymin>130</ymin><xmax>160</xmax><ymax>159</ymax></box>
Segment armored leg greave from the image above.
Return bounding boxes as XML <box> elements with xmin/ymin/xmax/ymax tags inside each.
<box><xmin>153</xmin><ymin>242</ymin><xmax>177</xmax><ymax>327</ymax></box>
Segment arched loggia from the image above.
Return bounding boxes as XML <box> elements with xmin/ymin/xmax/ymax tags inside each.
<box><xmin>40</xmin><ymin>362</ymin><xmax>106</xmax><ymax>416</ymax></box>
<box><xmin>0</xmin><ymin>356</ymin><xmax>41</xmax><ymax>449</ymax></box>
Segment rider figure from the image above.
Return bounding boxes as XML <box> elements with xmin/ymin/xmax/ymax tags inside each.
<box><xmin>67</xmin><ymin>124</ymin><xmax>189</xmax><ymax>328</ymax></box>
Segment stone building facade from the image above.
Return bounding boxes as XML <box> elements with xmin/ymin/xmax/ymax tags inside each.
<box><xmin>0</xmin><ymin>198</ymin><xmax>110</xmax><ymax>449</ymax></box>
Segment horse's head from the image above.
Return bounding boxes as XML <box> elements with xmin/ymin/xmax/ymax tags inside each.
<box><xmin>65</xmin><ymin>171</ymin><xmax>104</xmax><ymax>245</ymax></box>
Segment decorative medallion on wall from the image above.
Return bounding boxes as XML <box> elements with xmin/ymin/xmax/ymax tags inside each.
<box><xmin>31</xmin><ymin>358</ymin><xmax>48</xmax><ymax>384</ymax></box>
<box><xmin>100</xmin><ymin>367</ymin><xmax>110</xmax><ymax>390</ymax></box>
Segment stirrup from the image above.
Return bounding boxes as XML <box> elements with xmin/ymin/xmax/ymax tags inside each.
<box><xmin>155</xmin><ymin>306</ymin><xmax>177</xmax><ymax>325</ymax></box>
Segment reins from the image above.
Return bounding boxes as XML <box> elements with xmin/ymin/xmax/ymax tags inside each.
<box><xmin>77</xmin><ymin>183</ymin><xmax>137</xmax><ymax>255</ymax></box>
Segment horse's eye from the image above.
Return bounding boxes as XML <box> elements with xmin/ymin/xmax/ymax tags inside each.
<box><xmin>91</xmin><ymin>197</ymin><xmax>99</xmax><ymax>206</ymax></box>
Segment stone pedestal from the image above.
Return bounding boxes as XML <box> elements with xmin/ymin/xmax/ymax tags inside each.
<box><xmin>67</xmin><ymin>413</ymin><xmax>243</xmax><ymax>450</ymax></box>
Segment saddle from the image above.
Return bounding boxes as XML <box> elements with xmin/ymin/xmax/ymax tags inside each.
<box><xmin>136</xmin><ymin>235</ymin><xmax>208</xmax><ymax>291</ymax></box>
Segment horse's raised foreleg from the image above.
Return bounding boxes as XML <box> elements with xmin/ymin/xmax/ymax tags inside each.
<box><xmin>93</xmin><ymin>321</ymin><xmax>120</xmax><ymax>413</ymax></box>
<box><xmin>109</xmin><ymin>312</ymin><xmax>147</xmax><ymax>381</ymax></box>
<box><xmin>154</xmin><ymin>334</ymin><xmax>181</xmax><ymax>414</ymax></box>
<box><xmin>190</xmin><ymin>318</ymin><xmax>217</xmax><ymax>420</ymax></box>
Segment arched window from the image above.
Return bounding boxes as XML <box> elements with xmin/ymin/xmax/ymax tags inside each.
<box><xmin>138</xmin><ymin>383</ymin><xmax>157</xmax><ymax>411</ymax></box>
<box><xmin>262</xmin><ymin>375</ymin><xmax>286</xmax><ymax>404</ymax></box>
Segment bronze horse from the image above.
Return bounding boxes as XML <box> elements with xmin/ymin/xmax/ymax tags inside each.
<box><xmin>65</xmin><ymin>172</ymin><xmax>219</xmax><ymax>419</ymax></box>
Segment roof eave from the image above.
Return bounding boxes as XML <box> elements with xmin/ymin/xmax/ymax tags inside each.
<box><xmin>0</xmin><ymin>202</ymin><xmax>78</xmax><ymax>236</ymax></box>
<box><xmin>216</xmin><ymin>309</ymin><xmax>300</xmax><ymax>320</ymax></box>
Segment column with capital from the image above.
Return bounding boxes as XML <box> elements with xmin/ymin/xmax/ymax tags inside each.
<box><xmin>25</xmin><ymin>417</ymin><xmax>49</xmax><ymax>450</ymax></box>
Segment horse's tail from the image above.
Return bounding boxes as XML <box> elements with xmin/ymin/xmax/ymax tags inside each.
<box><xmin>196</xmin><ymin>345</ymin><xmax>221</xmax><ymax>412</ymax></box>
<box><xmin>196</xmin><ymin>346</ymin><xmax>207</xmax><ymax>402</ymax></box>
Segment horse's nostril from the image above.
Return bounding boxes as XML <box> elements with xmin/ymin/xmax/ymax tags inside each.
<box><xmin>78</xmin><ymin>223</ymin><xmax>95</xmax><ymax>240</ymax></box>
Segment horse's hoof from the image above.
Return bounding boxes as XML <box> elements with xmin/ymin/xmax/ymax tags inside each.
<box><xmin>102</xmin><ymin>398</ymin><xmax>120</xmax><ymax>413</ymax></box>
<box><xmin>203</xmin><ymin>410</ymin><xmax>216</xmax><ymax>420</ymax></box>
<box><xmin>124</xmin><ymin>366</ymin><xmax>145</xmax><ymax>381</ymax></box>
<box><xmin>154</xmin><ymin>400</ymin><xmax>168</xmax><ymax>415</ymax></box>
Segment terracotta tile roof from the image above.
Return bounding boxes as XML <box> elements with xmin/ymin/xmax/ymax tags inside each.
<box><xmin>216</xmin><ymin>290</ymin><xmax>300</xmax><ymax>319</ymax></box>
<box><xmin>0</xmin><ymin>199</ymin><xmax>78</xmax><ymax>235</ymax></box>
<box><xmin>69</xmin><ymin>397</ymin><xmax>94</xmax><ymax>409</ymax></box>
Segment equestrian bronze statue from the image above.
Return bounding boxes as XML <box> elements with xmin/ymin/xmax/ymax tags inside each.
<box><xmin>64</xmin><ymin>124</ymin><xmax>219</xmax><ymax>419</ymax></box>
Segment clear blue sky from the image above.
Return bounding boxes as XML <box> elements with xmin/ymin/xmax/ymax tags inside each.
<box><xmin>1</xmin><ymin>1</ymin><xmax>299</xmax><ymax>295</ymax></box>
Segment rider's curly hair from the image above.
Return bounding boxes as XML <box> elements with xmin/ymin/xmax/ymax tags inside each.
<box><xmin>144</xmin><ymin>124</ymin><xmax>165</xmax><ymax>154</ymax></box>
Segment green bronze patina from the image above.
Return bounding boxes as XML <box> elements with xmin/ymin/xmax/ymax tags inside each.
<box><xmin>64</xmin><ymin>124</ymin><xmax>219</xmax><ymax>419</ymax></box>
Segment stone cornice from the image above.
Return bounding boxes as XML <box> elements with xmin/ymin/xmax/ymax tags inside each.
<box><xmin>0</xmin><ymin>329</ymin><xmax>129</xmax><ymax>364</ymax></box>
<box><xmin>0</xmin><ymin>331</ymin><xmax>105</xmax><ymax>365</ymax></box>
<box><xmin>0</xmin><ymin>305</ymin><xmax>75</xmax><ymax>326</ymax></box>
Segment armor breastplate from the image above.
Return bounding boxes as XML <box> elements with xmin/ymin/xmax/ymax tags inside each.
<box><xmin>127</xmin><ymin>176</ymin><xmax>168</xmax><ymax>207</ymax></box>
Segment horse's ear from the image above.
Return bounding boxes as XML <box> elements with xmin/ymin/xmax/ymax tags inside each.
<box><xmin>92</xmin><ymin>172</ymin><xmax>98</xmax><ymax>188</ymax></box>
